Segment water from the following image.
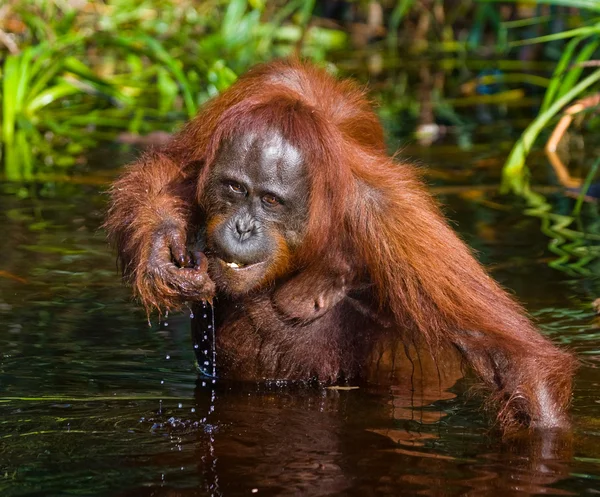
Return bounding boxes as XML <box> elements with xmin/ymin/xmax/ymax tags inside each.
<box><xmin>192</xmin><ymin>301</ymin><xmax>217</xmax><ymax>382</ymax></box>
<box><xmin>1</xmin><ymin>141</ymin><xmax>600</xmax><ymax>496</ymax></box>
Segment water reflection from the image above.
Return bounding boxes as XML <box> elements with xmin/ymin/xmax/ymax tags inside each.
<box><xmin>1</xmin><ymin>143</ymin><xmax>600</xmax><ymax>495</ymax></box>
<box><xmin>103</xmin><ymin>379</ymin><xmax>575</xmax><ymax>497</ymax></box>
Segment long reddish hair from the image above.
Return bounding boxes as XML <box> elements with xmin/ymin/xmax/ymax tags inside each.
<box><xmin>112</xmin><ymin>58</ymin><xmax>575</xmax><ymax>429</ymax></box>
<box><xmin>170</xmin><ymin>60</ymin><xmax>545</xmax><ymax>344</ymax></box>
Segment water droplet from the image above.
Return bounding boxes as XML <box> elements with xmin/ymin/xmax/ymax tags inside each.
<box><xmin>190</xmin><ymin>312</ymin><xmax>194</xmax><ymax>319</ymax></box>
<box><xmin>194</xmin><ymin>344</ymin><xmax>199</xmax><ymax>349</ymax></box>
<box><xmin>178</xmin><ymin>403</ymin><xmax>183</xmax><ymax>408</ymax></box>
<box><xmin>203</xmin><ymin>314</ymin><xmax>207</xmax><ymax>319</ymax></box>
<box><xmin>191</xmin><ymin>407</ymin><xmax>196</xmax><ymax>413</ymax></box>
<box><xmin>165</xmin><ymin>354</ymin><xmax>171</xmax><ymax>360</ymax></box>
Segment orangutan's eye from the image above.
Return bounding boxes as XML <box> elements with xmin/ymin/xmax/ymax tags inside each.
<box><xmin>262</xmin><ymin>194</ymin><xmax>280</xmax><ymax>207</ymax></box>
<box><xmin>227</xmin><ymin>181</ymin><xmax>247</xmax><ymax>195</ymax></box>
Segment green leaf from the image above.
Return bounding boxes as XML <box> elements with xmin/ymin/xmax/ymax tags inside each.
<box><xmin>557</xmin><ymin>38</ymin><xmax>600</xmax><ymax>101</ymax></box>
<box><xmin>573</xmin><ymin>158</ymin><xmax>600</xmax><ymax>216</ymax></box>
<box><xmin>502</xmin><ymin>68</ymin><xmax>600</xmax><ymax>196</ymax></box>
<box><xmin>509</xmin><ymin>25</ymin><xmax>600</xmax><ymax>47</ymax></box>
<box><xmin>2</xmin><ymin>55</ymin><xmax>20</xmax><ymax>145</ymax></box>
<box><xmin>541</xmin><ymin>36</ymin><xmax>587</xmax><ymax>113</ymax></box>
<box><xmin>479</xmin><ymin>0</ymin><xmax>600</xmax><ymax>12</ymax></box>
<box><xmin>26</xmin><ymin>83</ymin><xmax>82</xmax><ymax>114</ymax></box>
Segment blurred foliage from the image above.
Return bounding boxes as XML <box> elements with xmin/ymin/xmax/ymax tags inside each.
<box><xmin>524</xmin><ymin>161</ymin><xmax>600</xmax><ymax>277</ymax></box>
<box><xmin>0</xmin><ymin>0</ymin><xmax>599</xmax><ymax>274</ymax></box>
<box><xmin>0</xmin><ymin>0</ymin><xmax>346</xmax><ymax>179</ymax></box>
<box><xmin>497</xmin><ymin>2</ymin><xmax>600</xmax><ymax>197</ymax></box>
<box><xmin>1</xmin><ymin>0</ymin><xmax>600</xmax><ymax>186</ymax></box>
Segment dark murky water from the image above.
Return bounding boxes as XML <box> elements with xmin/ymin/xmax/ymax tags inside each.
<box><xmin>1</xmin><ymin>140</ymin><xmax>600</xmax><ymax>496</ymax></box>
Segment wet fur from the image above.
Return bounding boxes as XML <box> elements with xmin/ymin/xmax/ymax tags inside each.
<box><xmin>105</xmin><ymin>59</ymin><xmax>576</xmax><ymax>432</ymax></box>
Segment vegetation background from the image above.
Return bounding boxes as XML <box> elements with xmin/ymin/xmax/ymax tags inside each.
<box><xmin>0</xmin><ymin>0</ymin><xmax>599</xmax><ymax>274</ymax></box>
<box><xmin>2</xmin><ymin>3</ymin><xmax>600</xmax><ymax>495</ymax></box>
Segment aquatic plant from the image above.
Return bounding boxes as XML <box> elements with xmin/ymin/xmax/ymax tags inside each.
<box><xmin>495</xmin><ymin>0</ymin><xmax>600</xmax><ymax>197</ymax></box>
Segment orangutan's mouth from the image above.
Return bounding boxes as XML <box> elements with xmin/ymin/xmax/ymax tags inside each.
<box><xmin>226</xmin><ymin>261</ymin><xmax>243</xmax><ymax>269</ymax></box>
<box><xmin>217</xmin><ymin>258</ymin><xmax>266</xmax><ymax>272</ymax></box>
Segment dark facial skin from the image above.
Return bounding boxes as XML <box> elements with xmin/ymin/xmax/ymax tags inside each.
<box><xmin>203</xmin><ymin>130</ymin><xmax>309</xmax><ymax>295</ymax></box>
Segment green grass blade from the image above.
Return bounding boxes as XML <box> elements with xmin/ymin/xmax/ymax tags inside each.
<box><xmin>26</xmin><ymin>83</ymin><xmax>82</xmax><ymax>114</ymax></box>
<box><xmin>557</xmin><ymin>38</ymin><xmax>600</xmax><ymax>100</ymax></box>
<box><xmin>15</xmin><ymin>48</ymin><xmax>35</xmax><ymax>113</ymax></box>
<box><xmin>62</xmin><ymin>57</ymin><xmax>131</xmax><ymax>105</ymax></box>
<box><xmin>502</xmin><ymin>68</ymin><xmax>600</xmax><ymax>195</ymax></box>
<box><xmin>257</xmin><ymin>0</ymin><xmax>304</xmax><ymax>52</ymax></box>
<box><xmin>26</xmin><ymin>58</ymin><xmax>65</xmax><ymax>103</ymax></box>
<box><xmin>222</xmin><ymin>0</ymin><xmax>248</xmax><ymax>41</ymax></box>
<box><xmin>109</xmin><ymin>35</ymin><xmax>197</xmax><ymax>116</ymax></box>
<box><xmin>16</xmin><ymin>130</ymin><xmax>33</xmax><ymax>180</ymax></box>
<box><xmin>2</xmin><ymin>55</ymin><xmax>20</xmax><ymax>146</ymax></box>
<box><xmin>502</xmin><ymin>16</ymin><xmax>552</xmax><ymax>29</ymax></box>
<box><xmin>388</xmin><ymin>0</ymin><xmax>416</xmax><ymax>48</ymax></box>
<box><xmin>298</xmin><ymin>0</ymin><xmax>316</xmax><ymax>27</ymax></box>
<box><xmin>540</xmin><ymin>36</ymin><xmax>585</xmax><ymax>113</ymax></box>
<box><xmin>572</xmin><ymin>158</ymin><xmax>600</xmax><ymax>216</ymax></box>
<box><xmin>479</xmin><ymin>0</ymin><xmax>600</xmax><ymax>12</ymax></box>
<box><xmin>509</xmin><ymin>25</ymin><xmax>600</xmax><ymax>47</ymax></box>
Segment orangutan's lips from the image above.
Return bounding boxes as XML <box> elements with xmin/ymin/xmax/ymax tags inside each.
<box><xmin>218</xmin><ymin>258</ymin><xmax>266</xmax><ymax>271</ymax></box>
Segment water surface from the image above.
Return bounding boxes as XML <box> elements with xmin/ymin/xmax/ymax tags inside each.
<box><xmin>1</xmin><ymin>140</ymin><xmax>599</xmax><ymax>496</ymax></box>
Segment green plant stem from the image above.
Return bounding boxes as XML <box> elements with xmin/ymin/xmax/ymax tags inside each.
<box><xmin>501</xmin><ymin>68</ymin><xmax>600</xmax><ymax>197</ymax></box>
<box><xmin>573</xmin><ymin>158</ymin><xmax>600</xmax><ymax>216</ymax></box>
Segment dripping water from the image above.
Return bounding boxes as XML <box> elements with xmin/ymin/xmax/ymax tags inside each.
<box><xmin>191</xmin><ymin>300</ymin><xmax>220</xmax><ymax>495</ymax></box>
<box><xmin>192</xmin><ymin>300</ymin><xmax>217</xmax><ymax>381</ymax></box>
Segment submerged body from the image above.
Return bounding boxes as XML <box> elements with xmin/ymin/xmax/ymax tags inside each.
<box><xmin>106</xmin><ymin>59</ymin><xmax>576</xmax><ymax>432</ymax></box>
